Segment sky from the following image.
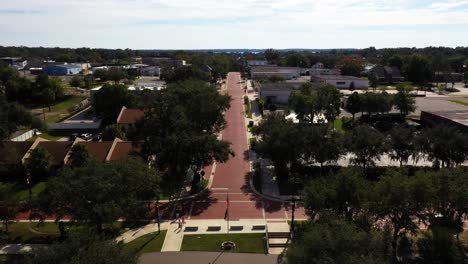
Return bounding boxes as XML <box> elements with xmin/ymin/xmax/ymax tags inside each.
<box><xmin>0</xmin><ymin>0</ymin><xmax>468</xmax><ymax>49</ymax></box>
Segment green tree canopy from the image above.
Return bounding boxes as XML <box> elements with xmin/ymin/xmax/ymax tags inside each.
<box><xmin>38</xmin><ymin>158</ymin><xmax>159</xmax><ymax>232</ymax></box>
<box><xmin>25</xmin><ymin>233</ymin><xmax>137</xmax><ymax>264</ymax></box>
<box><xmin>388</xmin><ymin>125</ymin><xmax>417</xmax><ymax>167</ymax></box>
<box><xmin>68</xmin><ymin>144</ymin><xmax>90</xmax><ymax>167</ymax></box>
<box><xmin>344</xmin><ymin>92</ymin><xmax>361</xmax><ymax>120</ymax></box>
<box><xmin>25</xmin><ymin>147</ymin><xmax>52</xmax><ymax>179</ymax></box>
<box><xmin>136</xmin><ymin>80</ymin><xmax>232</xmax><ymax>180</ymax></box>
<box><xmin>393</xmin><ymin>83</ymin><xmax>416</xmax><ymax>115</ymax></box>
<box><xmin>93</xmin><ymin>83</ymin><xmax>136</xmax><ymax>122</ymax></box>
<box><xmin>102</xmin><ymin>124</ymin><xmax>126</xmax><ymax>141</ymax></box>
<box><xmin>286</xmin><ymin>214</ymin><xmax>387</xmax><ymax>264</ymax></box>
<box><xmin>345</xmin><ymin>125</ymin><xmax>386</xmax><ymax>171</ymax></box>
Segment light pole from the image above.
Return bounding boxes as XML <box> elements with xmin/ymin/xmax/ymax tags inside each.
<box><xmin>155</xmin><ymin>195</ymin><xmax>160</xmax><ymax>234</ymax></box>
<box><xmin>290</xmin><ymin>196</ymin><xmax>296</xmax><ymax>240</ymax></box>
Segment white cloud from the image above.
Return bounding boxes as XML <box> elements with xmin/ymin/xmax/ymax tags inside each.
<box><xmin>0</xmin><ymin>0</ymin><xmax>467</xmax><ymax>48</ymax></box>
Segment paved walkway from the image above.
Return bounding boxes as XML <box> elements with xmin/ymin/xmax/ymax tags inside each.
<box><xmin>160</xmin><ymin>222</ymin><xmax>185</xmax><ymax>252</ymax></box>
<box><xmin>0</xmin><ymin>244</ymin><xmax>47</xmax><ymax>254</ymax></box>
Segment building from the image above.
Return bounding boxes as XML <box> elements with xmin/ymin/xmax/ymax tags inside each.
<box><xmin>370</xmin><ymin>65</ymin><xmax>404</xmax><ymax>84</ymax></box>
<box><xmin>250</xmin><ymin>66</ymin><xmax>303</xmax><ymax>80</ymax></box>
<box><xmin>0</xmin><ymin>57</ymin><xmax>27</xmax><ymax>70</ymax></box>
<box><xmin>0</xmin><ymin>138</ymin><xmax>141</xmax><ymax>169</ymax></box>
<box><xmin>308</xmin><ymin>68</ymin><xmax>341</xmax><ymax>76</ymax></box>
<box><xmin>43</xmin><ymin>64</ymin><xmax>82</xmax><ymax>76</ymax></box>
<box><xmin>421</xmin><ymin>110</ymin><xmax>468</xmax><ymax>133</ymax></box>
<box><xmin>140</xmin><ymin>66</ymin><xmax>161</xmax><ymax>76</ymax></box>
<box><xmin>312</xmin><ymin>75</ymin><xmax>369</xmax><ymax>89</ymax></box>
<box><xmin>247</xmin><ymin>60</ymin><xmax>269</xmax><ymax>67</ymax></box>
<box><xmin>116</xmin><ymin>106</ymin><xmax>146</xmax><ymax>131</ymax></box>
<box><xmin>257</xmin><ymin>79</ymin><xmax>309</xmax><ymax>105</ymax></box>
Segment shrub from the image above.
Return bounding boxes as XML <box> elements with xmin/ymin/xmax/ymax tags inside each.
<box><xmin>244</xmin><ymin>96</ymin><xmax>249</xmax><ymax>105</ymax></box>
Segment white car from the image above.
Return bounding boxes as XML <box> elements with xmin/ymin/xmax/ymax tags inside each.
<box><xmin>80</xmin><ymin>133</ymin><xmax>93</xmax><ymax>140</ymax></box>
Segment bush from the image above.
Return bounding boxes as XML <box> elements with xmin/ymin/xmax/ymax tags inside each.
<box><xmin>243</xmin><ymin>96</ymin><xmax>249</xmax><ymax>105</ymax></box>
<box><xmin>248</xmin><ymin>121</ymin><xmax>254</xmax><ymax>127</ymax></box>
<box><xmin>252</xmin><ymin>162</ymin><xmax>262</xmax><ymax>194</ymax></box>
<box><xmin>249</xmin><ymin>137</ymin><xmax>257</xmax><ymax>150</ymax></box>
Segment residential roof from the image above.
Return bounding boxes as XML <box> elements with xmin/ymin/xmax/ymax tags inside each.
<box><xmin>47</xmin><ymin>122</ymin><xmax>102</xmax><ymax>130</ymax></box>
<box><xmin>45</xmin><ymin>64</ymin><xmax>81</xmax><ymax>69</ymax></box>
<box><xmin>36</xmin><ymin>141</ymin><xmax>73</xmax><ymax>165</ymax></box>
<box><xmin>116</xmin><ymin>107</ymin><xmax>146</xmax><ymax>125</ymax></box>
<box><xmin>0</xmin><ymin>142</ymin><xmax>34</xmax><ymax>164</ymax></box>
<box><xmin>108</xmin><ymin>142</ymin><xmax>141</xmax><ymax>161</ymax></box>
<box><xmin>76</xmin><ymin>142</ymin><xmax>113</xmax><ymax>162</ymax></box>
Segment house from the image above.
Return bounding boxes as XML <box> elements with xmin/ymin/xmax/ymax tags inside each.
<box><xmin>116</xmin><ymin>106</ymin><xmax>146</xmax><ymax>131</ymax></box>
<box><xmin>370</xmin><ymin>65</ymin><xmax>404</xmax><ymax>84</ymax></box>
<box><xmin>257</xmin><ymin>78</ymin><xmax>309</xmax><ymax>105</ymax></box>
<box><xmin>312</xmin><ymin>75</ymin><xmax>369</xmax><ymax>90</ymax></box>
<box><xmin>0</xmin><ymin>138</ymin><xmax>142</xmax><ymax>169</ymax></box>
<box><xmin>141</xmin><ymin>66</ymin><xmax>161</xmax><ymax>76</ymax></box>
<box><xmin>311</xmin><ymin>62</ymin><xmax>324</xmax><ymax>69</ymax></box>
<box><xmin>247</xmin><ymin>60</ymin><xmax>269</xmax><ymax>67</ymax></box>
<box><xmin>0</xmin><ymin>57</ymin><xmax>27</xmax><ymax>70</ymax></box>
<box><xmin>250</xmin><ymin>66</ymin><xmax>303</xmax><ymax>80</ymax></box>
<box><xmin>421</xmin><ymin>110</ymin><xmax>468</xmax><ymax>133</ymax></box>
<box><xmin>43</xmin><ymin>64</ymin><xmax>82</xmax><ymax>76</ymax></box>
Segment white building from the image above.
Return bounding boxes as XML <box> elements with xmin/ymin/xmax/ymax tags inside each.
<box><xmin>250</xmin><ymin>66</ymin><xmax>303</xmax><ymax>80</ymax></box>
<box><xmin>140</xmin><ymin>66</ymin><xmax>161</xmax><ymax>76</ymax></box>
<box><xmin>313</xmin><ymin>75</ymin><xmax>369</xmax><ymax>89</ymax></box>
<box><xmin>247</xmin><ymin>60</ymin><xmax>269</xmax><ymax>66</ymax></box>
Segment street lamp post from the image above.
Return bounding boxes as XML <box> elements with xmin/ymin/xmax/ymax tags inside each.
<box><xmin>290</xmin><ymin>197</ymin><xmax>296</xmax><ymax>240</ymax></box>
<box><xmin>155</xmin><ymin>195</ymin><xmax>160</xmax><ymax>234</ymax></box>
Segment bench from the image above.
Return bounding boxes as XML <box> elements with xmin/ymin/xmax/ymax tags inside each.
<box><xmin>184</xmin><ymin>226</ymin><xmax>198</xmax><ymax>232</ymax></box>
<box><xmin>207</xmin><ymin>226</ymin><xmax>221</xmax><ymax>232</ymax></box>
<box><xmin>229</xmin><ymin>226</ymin><xmax>243</xmax><ymax>231</ymax></box>
<box><xmin>252</xmin><ymin>225</ymin><xmax>266</xmax><ymax>231</ymax></box>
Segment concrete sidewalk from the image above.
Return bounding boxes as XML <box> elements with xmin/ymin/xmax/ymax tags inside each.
<box><xmin>161</xmin><ymin>222</ymin><xmax>185</xmax><ymax>252</ymax></box>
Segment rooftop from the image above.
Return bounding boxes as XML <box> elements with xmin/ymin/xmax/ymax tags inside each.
<box><xmin>315</xmin><ymin>75</ymin><xmax>364</xmax><ymax>80</ymax></box>
<box><xmin>423</xmin><ymin>110</ymin><xmax>468</xmax><ymax>127</ymax></box>
<box><xmin>117</xmin><ymin>107</ymin><xmax>146</xmax><ymax>124</ymax></box>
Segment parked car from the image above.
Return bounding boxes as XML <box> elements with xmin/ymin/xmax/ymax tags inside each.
<box><xmin>70</xmin><ymin>133</ymin><xmax>79</xmax><ymax>141</ymax></box>
<box><xmin>80</xmin><ymin>133</ymin><xmax>93</xmax><ymax>140</ymax></box>
<box><xmin>92</xmin><ymin>133</ymin><xmax>102</xmax><ymax>141</ymax></box>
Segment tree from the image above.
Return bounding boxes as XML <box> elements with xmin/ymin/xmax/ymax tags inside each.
<box><xmin>136</xmin><ymin>80</ymin><xmax>233</xmax><ymax>180</ymax></box>
<box><xmin>464</xmin><ymin>71</ymin><xmax>468</xmax><ymax>87</ymax></box>
<box><xmin>371</xmin><ymin>169</ymin><xmax>432</xmax><ymax>262</ymax></box>
<box><xmin>102</xmin><ymin>124</ymin><xmax>126</xmax><ymax>141</ymax></box>
<box><xmin>0</xmin><ymin>184</ymin><xmax>19</xmax><ymax>233</ymax></box>
<box><xmin>344</xmin><ymin>92</ymin><xmax>361</xmax><ymax>120</ymax></box>
<box><xmin>418</xmin><ymin>125</ymin><xmax>468</xmax><ymax>168</ymax></box>
<box><xmin>70</xmin><ymin>75</ymin><xmax>84</xmax><ymax>88</ymax></box>
<box><xmin>393</xmin><ymin>83</ymin><xmax>416</xmax><ymax>115</ymax></box>
<box><xmin>289</xmin><ymin>82</ymin><xmax>318</xmax><ymax>123</ymax></box>
<box><xmin>93</xmin><ymin>84</ymin><xmax>135</xmax><ymax>122</ymax></box>
<box><xmin>404</xmin><ymin>54</ymin><xmax>432</xmax><ymax>87</ymax></box>
<box><xmin>286</xmin><ymin>214</ymin><xmax>387</xmax><ymax>264</ymax></box>
<box><xmin>338</xmin><ymin>57</ymin><xmax>365</xmax><ymax>77</ymax></box>
<box><xmin>160</xmin><ymin>65</ymin><xmax>211</xmax><ymax>83</ymax></box>
<box><xmin>253</xmin><ymin>113</ymin><xmax>303</xmax><ymax>180</ymax></box>
<box><xmin>388</xmin><ymin>55</ymin><xmax>403</xmax><ymax>70</ymax></box>
<box><xmin>68</xmin><ymin>144</ymin><xmax>90</xmax><ymax>167</ymax></box>
<box><xmin>264</xmin><ymin>48</ymin><xmax>280</xmax><ymax>64</ymax></box>
<box><xmin>0</xmin><ymin>95</ymin><xmax>32</xmax><ymax>142</ymax></box>
<box><xmin>25</xmin><ymin>233</ymin><xmax>138</xmax><ymax>264</ymax></box>
<box><xmin>423</xmin><ymin>169</ymin><xmax>468</xmax><ymax>240</ymax></box>
<box><xmin>304</xmin><ymin>168</ymin><xmax>370</xmax><ymax>221</ymax></box>
<box><xmin>303</xmin><ymin>125</ymin><xmax>343</xmax><ymax>173</ymax></box>
<box><xmin>41</xmin><ymin>88</ymin><xmax>55</xmax><ymax>112</ymax></box>
<box><xmin>38</xmin><ymin>158</ymin><xmax>159</xmax><ymax>232</ymax></box>
<box><xmin>345</xmin><ymin>125</ymin><xmax>386</xmax><ymax>172</ymax></box>
<box><xmin>388</xmin><ymin>125</ymin><xmax>416</xmax><ymax>167</ymax></box>
<box><xmin>315</xmin><ymin>84</ymin><xmax>342</xmax><ymax>122</ymax></box>
<box><xmin>25</xmin><ymin>148</ymin><xmax>52</xmax><ymax>179</ymax></box>
<box><xmin>417</xmin><ymin>227</ymin><xmax>467</xmax><ymax>264</ymax></box>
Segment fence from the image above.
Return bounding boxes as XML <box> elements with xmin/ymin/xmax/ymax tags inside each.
<box><xmin>10</xmin><ymin>129</ymin><xmax>36</xmax><ymax>142</ymax></box>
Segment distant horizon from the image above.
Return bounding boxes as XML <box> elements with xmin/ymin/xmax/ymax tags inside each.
<box><xmin>1</xmin><ymin>0</ymin><xmax>468</xmax><ymax>49</ymax></box>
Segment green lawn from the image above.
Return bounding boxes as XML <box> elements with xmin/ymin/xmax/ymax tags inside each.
<box><xmin>0</xmin><ymin>222</ymin><xmax>60</xmax><ymax>244</ymax></box>
<box><xmin>449</xmin><ymin>100</ymin><xmax>468</xmax><ymax>107</ymax></box>
<box><xmin>14</xmin><ymin>182</ymin><xmax>47</xmax><ymax>202</ymax></box>
<box><xmin>333</xmin><ymin>118</ymin><xmax>344</xmax><ymax>133</ymax></box>
<box><xmin>45</xmin><ymin>95</ymin><xmax>87</xmax><ymax>123</ymax></box>
<box><xmin>0</xmin><ymin>255</ymin><xmax>24</xmax><ymax>264</ymax></box>
<box><xmin>181</xmin><ymin>233</ymin><xmax>267</xmax><ymax>254</ymax></box>
<box><xmin>27</xmin><ymin>133</ymin><xmax>63</xmax><ymax>141</ymax></box>
<box><xmin>122</xmin><ymin>231</ymin><xmax>167</xmax><ymax>255</ymax></box>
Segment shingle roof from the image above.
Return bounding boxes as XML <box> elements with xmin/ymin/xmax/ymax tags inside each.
<box><xmin>108</xmin><ymin>142</ymin><xmax>141</xmax><ymax>161</ymax></box>
<box><xmin>0</xmin><ymin>142</ymin><xmax>34</xmax><ymax>164</ymax></box>
<box><xmin>116</xmin><ymin>107</ymin><xmax>145</xmax><ymax>125</ymax></box>
<box><xmin>36</xmin><ymin>141</ymin><xmax>73</xmax><ymax>165</ymax></box>
<box><xmin>77</xmin><ymin>142</ymin><xmax>113</xmax><ymax>162</ymax></box>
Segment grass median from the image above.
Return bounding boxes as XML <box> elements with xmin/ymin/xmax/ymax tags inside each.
<box><xmin>181</xmin><ymin>233</ymin><xmax>267</xmax><ymax>254</ymax></box>
<box><xmin>122</xmin><ymin>231</ymin><xmax>167</xmax><ymax>254</ymax></box>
